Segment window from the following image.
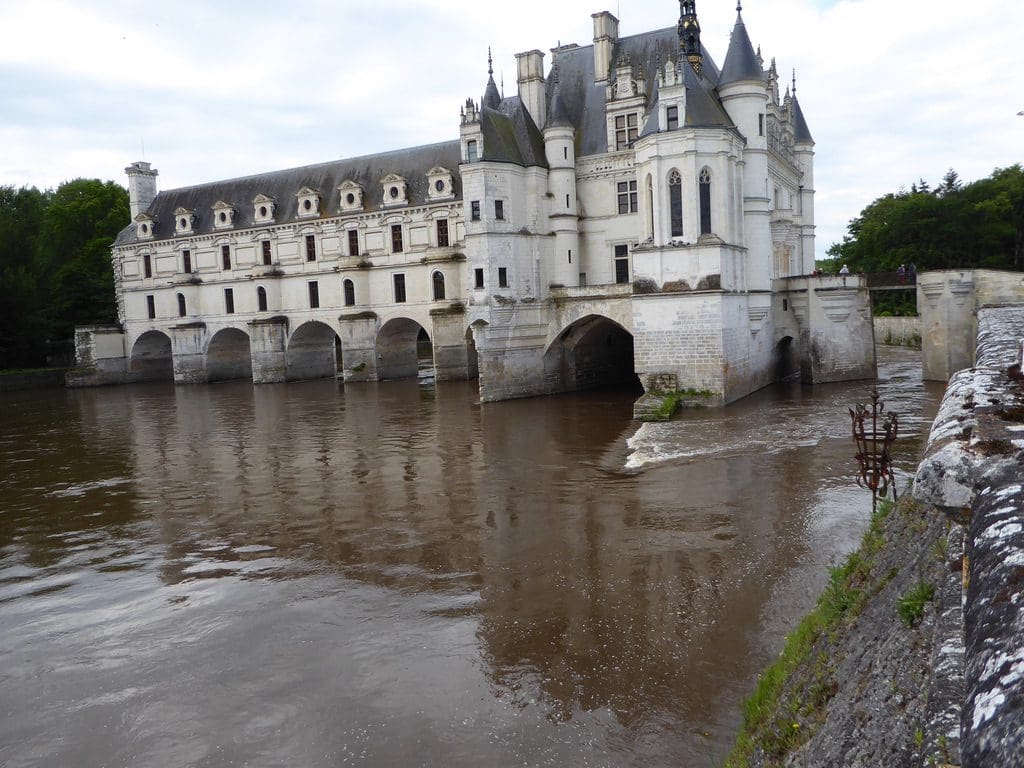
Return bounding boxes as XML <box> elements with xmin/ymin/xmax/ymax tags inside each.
<box><xmin>667</xmin><ymin>106</ymin><xmax>679</xmax><ymax>130</ymax></box>
<box><xmin>182</xmin><ymin>250</ymin><xmax>192</xmax><ymax>274</ymax></box>
<box><xmin>348</xmin><ymin>229</ymin><xmax>359</xmax><ymax>257</ymax></box>
<box><xmin>393</xmin><ymin>273</ymin><xmax>406</xmax><ymax>303</ymax></box>
<box><xmin>467</xmin><ymin>139</ymin><xmax>478</xmax><ymax>163</ymax></box>
<box><xmin>474</xmin><ymin>268</ymin><xmax>484</xmax><ymax>289</ymax></box>
<box><xmin>343</xmin><ymin>279</ymin><xmax>355</xmax><ymax>307</ymax></box>
<box><xmin>783</xmin><ymin>299</ymin><xmax>789</xmax><ymax>312</ymax></box>
<box><xmin>257</xmin><ymin>286</ymin><xmax>268</xmax><ymax>312</ymax></box>
<box><xmin>699</xmin><ymin>168</ymin><xmax>712</xmax><ymax>236</ymax></box>
<box><xmin>617</xmin><ymin>180</ymin><xmax>638</xmax><ymax>214</ymax></box>
<box><xmin>221</xmin><ymin>245</ymin><xmax>231</xmax><ymax>270</ymax></box>
<box><xmin>759</xmin><ymin>114</ymin><xmax>765</xmax><ymax>137</ymax></box>
<box><xmin>437</xmin><ymin>219</ymin><xmax>450</xmax><ymax>247</ymax></box>
<box><xmin>614</xmin><ymin>244</ymin><xmax>630</xmax><ymax>284</ymax></box>
<box><xmin>566</xmin><ymin>194</ymin><xmax>571</xmax><ymax>209</ymax></box>
<box><xmin>432</xmin><ymin>271</ymin><xmax>446</xmax><ymax>301</ymax></box>
<box><xmin>615</xmin><ymin>113</ymin><xmax>639</xmax><ymax>150</ymax></box>
<box><xmin>494</xmin><ymin>200</ymin><xmax>504</xmax><ymax>220</ymax></box>
<box><xmin>568</xmin><ymin>249</ymin><xmax>572</xmax><ymax>264</ymax></box>
<box><xmin>564</xmin><ymin>146</ymin><xmax>568</xmax><ymax>160</ymax></box>
<box><xmin>143</xmin><ymin>254</ymin><xmax>152</xmax><ymax>279</ymax></box>
<box><xmin>498</xmin><ymin>267</ymin><xmax>508</xmax><ymax>288</ymax></box>
<box><xmin>146</xmin><ymin>294</ymin><xmax>155</xmax><ymax>319</ymax></box>
<box><xmin>261</xmin><ymin>240</ymin><xmax>272</xmax><ymax>266</ymax></box>
<box><xmin>305</xmin><ymin>234</ymin><xmax>316</xmax><ymax>262</ymax></box>
<box><xmin>669</xmin><ymin>170</ymin><xmax>683</xmax><ymax>238</ymax></box>
<box><xmin>224</xmin><ymin>288</ymin><xmax>234</xmax><ymax>314</ymax></box>
<box><xmin>308</xmin><ymin>281</ymin><xmax>319</xmax><ymax>309</ymax></box>
<box><xmin>177</xmin><ymin>293</ymin><xmax>186</xmax><ymax>317</ymax></box>
<box><xmin>471</xmin><ymin>201</ymin><xmax>481</xmax><ymax>221</ymax></box>
<box><xmin>391</xmin><ymin>224</ymin><xmax>403</xmax><ymax>253</ymax></box>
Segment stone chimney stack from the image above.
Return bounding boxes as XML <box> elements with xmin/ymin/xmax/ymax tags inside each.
<box><xmin>592</xmin><ymin>11</ymin><xmax>619</xmax><ymax>83</ymax></box>
<box><xmin>125</xmin><ymin>161</ymin><xmax>158</xmax><ymax>219</ymax></box>
<box><xmin>515</xmin><ymin>49</ymin><xmax>547</xmax><ymax>127</ymax></box>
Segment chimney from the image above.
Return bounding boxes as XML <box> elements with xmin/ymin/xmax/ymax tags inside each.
<box><xmin>592</xmin><ymin>11</ymin><xmax>619</xmax><ymax>83</ymax></box>
<box><xmin>125</xmin><ymin>161</ymin><xmax>158</xmax><ymax>219</ymax></box>
<box><xmin>515</xmin><ymin>49</ymin><xmax>547</xmax><ymax>127</ymax></box>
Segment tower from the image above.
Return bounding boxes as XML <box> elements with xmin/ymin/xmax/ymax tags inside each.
<box><xmin>125</xmin><ymin>161</ymin><xmax>158</xmax><ymax>219</ymax></box>
<box><xmin>678</xmin><ymin>0</ymin><xmax>702</xmax><ymax>75</ymax></box>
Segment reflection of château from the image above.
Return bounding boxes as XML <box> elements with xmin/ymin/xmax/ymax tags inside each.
<box><xmin>78</xmin><ymin>2</ymin><xmax>874</xmax><ymax>403</ymax></box>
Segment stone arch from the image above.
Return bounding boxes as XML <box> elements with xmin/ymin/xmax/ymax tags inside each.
<box><xmin>774</xmin><ymin>335</ymin><xmax>799</xmax><ymax>381</ymax></box>
<box><xmin>543</xmin><ymin>314</ymin><xmax>639</xmax><ymax>392</ymax></box>
<box><xmin>287</xmin><ymin>320</ymin><xmax>343</xmax><ymax>382</ymax></box>
<box><xmin>207</xmin><ymin>327</ymin><xmax>253</xmax><ymax>382</ymax></box>
<box><xmin>377</xmin><ymin>317</ymin><xmax>432</xmax><ymax>381</ymax></box>
<box><xmin>129</xmin><ymin>330</ymin><xmax>173</xmax><ymax>381</ymax></box>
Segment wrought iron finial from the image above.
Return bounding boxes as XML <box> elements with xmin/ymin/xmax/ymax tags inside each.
<box><xmin>850</xmin><ymin>388</ymin><xmax>899</xmax><ymax>514</ymax></box>
<box><xmin>488</xmin><ymin>47</ymin><xmax>493</xmax><ymax>76</ymax></box>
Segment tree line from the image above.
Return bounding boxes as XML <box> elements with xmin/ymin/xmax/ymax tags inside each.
<box><xmin>825</xmin><ymin>164</ymin><xmax>1024</xmax><ymax>274</ymax></box>
<box><xmin>0</xmin><ymin>180</ymin><xmax>128</xmax><ymax>370</ymax></box>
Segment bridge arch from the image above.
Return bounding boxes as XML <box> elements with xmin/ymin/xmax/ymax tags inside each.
<box><xmin>129</xmin><ymin>330</ymin><xmax>174</xmax><ymax>381</ymax></box>
<box><xmin>377</xmin><ymin>317</ymin><xmax>432</xmax><ymax>381</ymax></box>
<box><xmin>287</xmin><ymin>320</ymin><xmax>343</xmax><ymax>382</ymax></box>
<box><xmin>543</xmin><ymin>314</ymin><xmax>639</xmax><ymax>392</ymax></box>
<box><xmin>774</xmin><ymin>335</ymin><xmax>800</xmax><ymax>381</ymax></box>
<box><xmin>207</xmin><ymin>327</ymin><xmax>253</xmax><ymax>382</ymax></box>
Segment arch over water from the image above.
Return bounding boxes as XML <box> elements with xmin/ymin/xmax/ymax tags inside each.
<box><xmin>775</xmin><ymin>335</ymin><xmax>799</xmax><ymax>381</ymax></box>
<box><xmin>130</xmin><ymin>330</ymin><xmax>173</xmax><ymax>381</ymax></box>
<box><xmin>287</xmin><ymin>321</ymin><xmax>342</xmax><ymax>382</ymax></box>
<box><xmin>377</xmin><ymin>318</ymin><xmax>432</xmax><ymax>381</ymax></box>
<box><xmin>543</xmin><ymin>314</ymin><xmax>639</xmax><ymax>392</ymax></box>
<box><xmin>207</xmin><ymin>328</ymin><xmax>253</xmax><ymax>383</ymax></box>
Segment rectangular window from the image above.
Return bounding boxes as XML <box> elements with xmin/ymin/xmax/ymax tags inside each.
<box><xmin>474</xmin><ymin>268</ymin><xmax>484</xmax><ymax>289</ymax></box>
<box><xmin>614</xmin><ymin>113</ymin><xmax>639</xmax><ymax>150</ymax></box>
<box><xmin>221</xmin><ymin>245</ymin><xmax>231</xmax><ymax>270</ymax></box>
<box><xmin>566</xmin><ymin>194</ymin><xmax>571</xmax><ymax>209</ymax></box>
<box><xmin>579</xmin><ymin>272</ymin><xmax>587</xmax><ymax>287</ymax></box>
<box><xmin>224</xmin><ymin>288</ymin><xmax>234</xmax><ymax>314</ymax></box>
<box><xmin>617</xmin><ymin>180</ymin><xmax>638</xmax><ymax>214</ymax></box>
<box><xmin>305</xmin><ymin>234</ymin><xmax>316</xmax><ymax>262</ymax></box>
<box><xmin>262</xmin><ymin>240</ymin><xmax>272</xmax><ymax>265</ymax></box>
<box><xmin>393</xmin><ymin>273</ymin><xmax>406</xmax><ymax>303</ymax></box>
<box><xmin>143</xmin><ymin>254</ymin><xmax>152</xmax><ymax>279</ymax></box>
<box><xmin>182</xmin><ymin>249</ymin><xmax>192</xmax><ymax>274</ymax></box>
<box><xmin>471</xmin><ymin>201</ymin><xmax>481</xmax><ymax>221</ymax></box>
<box><xmin>177</xmin><ymin>293</ymin><xmax>186</xmax><ymax>317</ymax></box>
<box><xmin>467</xmin><ymin>139</ymin><xmax>478</xmax><ymax>163</ymax></box>
<box><xmin>348</xmin><ymin>229</ymin><xmax>359</xmax><ymax>257</ymax></box>
<box><xmin>614</xmin><ymin>244</ymin><xmax>630</xmax><ymax>285</ymax></box>
<box><xmin>666</xmin><ymin>106</ymin><xmax>679</xmax><ymax>130</ymax></box>
<box><xmin>146</xmin><ymin>294</ymin><xmax>155</xmax><ymax>319</ymax></box>
<box><xmin>308</xmin><ymin>281</ymin><xmax>319</xmax><ymax>309</ymax></box>
<box><xmin>437</xmin><ymin>219</ymin><xmax>449</xmax><ymax>247</ymax></box>
<box><xmin>391</xmin><ymin>224</ymin><xmax>403</xmax><ymax>253</ymax></box>
<box><xmin>498</xmin><ymin>267</ymin><xmax>508</xmax><ymax>288</ymax></box>
<box><xmin>759</xmin><ymin>114</ymin><xmax>765</xmax><ymax>137</ymax></box>
<box><xmin>494</xmin><ymin>200</ymin><xmax>504</xmax><ymax>220</ymax></box>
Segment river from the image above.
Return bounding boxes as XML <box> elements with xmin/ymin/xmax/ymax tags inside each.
<box><xmin>0</xmin><ymin>347</ymin><xmax>943</xmax><ymax>767</ymax></box>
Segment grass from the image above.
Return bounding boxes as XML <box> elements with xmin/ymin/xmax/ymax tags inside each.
<box><xmin>897</xmin><ymin>581</ymin><xmax>935</xmax><ymax>627</ymax></box>
<box><xmin>725</xmin><ymin>499</ymin><xmax>896</xmax><ymax>767</ymax></box>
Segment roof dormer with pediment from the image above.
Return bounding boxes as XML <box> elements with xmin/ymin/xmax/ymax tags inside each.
<box><xmin>338</xmin><ymin>180</ymin><xmax>364</xmax><ymax>213</ymax></box>
<box><xmin>427</xmin><ymin>167</ymin><xmax>455</xmax><ymax>201</ymax></box>
<box><xmin>253</xmin><ymin>194</ymin><xmax>276</xmax><ymax>224</ymax></box>
<box><xmin>212</xmin><ymin>200</ymin><xmax>236</xmax><ymax>230</ymax></box>
<box><xmin>174</xmin><ymin>207</ymin><xmax>197</xmax><ymax>235</ymax></box>
<box><xmin>381</xmin><ymin>174</ymin><xmax>408</xmax><ymax>208</ymax></box>
<box><xmin>134</xmin><ymin>212</ymin><xmax>156</xmax><ymax>240</ymax></box>
<box><xmin>296</xmin><ymin>187</ymin><xmax>321</xmax><ymax>219</ymax></box>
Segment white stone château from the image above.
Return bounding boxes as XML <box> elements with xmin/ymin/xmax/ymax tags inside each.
<box><xmin>84</xmin><ymin>2</ymin><xmax>875</xmax><ymax>403</ymax></box>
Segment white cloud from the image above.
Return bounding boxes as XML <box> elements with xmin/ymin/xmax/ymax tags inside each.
<box><xmin>1</xmin><ymin>0</ymin><xmax>1022</xmax><ymax>258</ymax></box>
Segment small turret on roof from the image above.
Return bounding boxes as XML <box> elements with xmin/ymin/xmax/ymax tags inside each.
<box><xmin>791</xmin><ymin>70</ymin><xmax>814</xmax><ymax>144</ymax></box>
<box><xmin>483</xmin><ymin>48</ymin><xmax>502</xmax><ymax>110</ymax></box>
<box><xmin>719</xmin><ymin>3</ymin><xmax>766</xmax><ymax>85</ymax></box>
<box><xmin>546</xmin><ymin>85</ymin><xmax>574</xmax><ymax>130</ymax></box>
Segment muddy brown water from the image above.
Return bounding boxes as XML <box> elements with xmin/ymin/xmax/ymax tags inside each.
<box><xmin>0</xmin><ymin>347</ymin><xmax>943</xmax><ymax>767</ymax></box>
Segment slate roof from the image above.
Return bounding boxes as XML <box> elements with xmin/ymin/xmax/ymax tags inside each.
<box><xmin>480</xmin><ymin>96</ymin><xmax>548</xmax><ymax>167</ymax></box>
<box><xmin>719</xmin><ymin>12</ymin><xmax>766</xmax><ymax>85</ymax></box>
<box><xmin>792</xmin><ymin>94</ymin><xmax>814</xmax><ymax>144</ymax></box>
<box><xmin>115</xmin><ymin>141</ymin><xmax>462</xmax><ymax>246</ymax></box>
<box><xmin>545</xmin><ymin>26</ymin><xmax>728</xmax><ymax>156</ymax></box>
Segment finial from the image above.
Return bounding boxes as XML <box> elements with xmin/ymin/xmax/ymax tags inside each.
<box><xmin>500</xmin><ymin>73</ymin><xmax>505</xmax><ymax>98</ymax></box>
<box><xmin>488</xmin><ymin>47</ymin><xmax>493</xmax><ymax>76</ymax></box>
<box><xmin>737</xmin><ymin>1</ymin><xmax>743</xmax><ymax>12</ymax></box>
<box><xmin>792</xmin><ymin>68</ymin><xmax>797</xmax><ymax>95</ymax></box>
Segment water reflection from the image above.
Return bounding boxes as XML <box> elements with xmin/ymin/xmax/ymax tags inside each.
<box><xmin>0</xmin><ymin>348</ymin><xmax>943</xmax><ymax>767</ymax></box>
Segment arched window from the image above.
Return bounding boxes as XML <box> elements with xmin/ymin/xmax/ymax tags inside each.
<box><xmin>669</xmin><ymin>170</ymin><xmax>683</xmax><ymax>238</ymax></box>
<box><xmin>432</xmin><ymin>271</ymin><xmax>446</xmax><ymax>301</ymax></box>
<box><xmin>343</xmin><ymin>279</ymin><xmax>355</xmax><ymax>307</ymax></box>
<box><xmin>699</xmin><ymin>168</ymin><xmax>712</xmax><ymax>236</ymax></box>
<box><xmin>257</xmin><ymin>286</ymin><xmax>268</xmax><ymax>312</ymax></box>
<box><xmin>177</xmin><ymin>293</ymin><xmax>186</xmax><ymax>317</ymax></box>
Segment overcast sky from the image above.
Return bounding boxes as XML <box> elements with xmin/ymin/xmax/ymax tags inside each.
<box><xmin>1</xmin><ymin>0</ymin><xmax>1021</xmax><ymax>259</ymax></box>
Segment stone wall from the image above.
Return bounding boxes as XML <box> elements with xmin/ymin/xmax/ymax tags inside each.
<box><xmin>875</xmin><ymin>316</ymin><xmax>922</xmax><ymax>347</ymax></box>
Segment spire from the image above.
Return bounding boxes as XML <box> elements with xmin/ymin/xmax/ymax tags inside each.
<box><xmin>678</xmin><ymin>0</ymin><xmax>703</xmax><ymax>76</ymax></box>
<box><xmin>790</xmin><ymin>70</ymin><xmax>814</xmax><ymax>144</ymax></box>
<box><xmin>483</xmin><ymin>47</ymin><xmax>501</xmax><ymax>110</ymax></box>
<box><xmin>719</xmin><ymin>4</ymin><xmax>766</xmax><ymax>85</ymax></box>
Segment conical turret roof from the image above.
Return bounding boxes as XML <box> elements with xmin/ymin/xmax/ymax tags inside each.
<box><xmin>792</xmin><ymin>94</ymin><xmax>813</xmax><ymax>144</ymax></box>
<box><xmin>482</xmin><ymin>48</ymin><xmax>502</xmax><ymax>110</ymax></box>
<box><xmin>719</xmin><ymin>10</ymin><xmax>765</xmax><ymax>85</ymax></box>
<box><xmin>546</xmin><ymin>87</ymin><xmax>574</xmax><ymax>130</ymax></box>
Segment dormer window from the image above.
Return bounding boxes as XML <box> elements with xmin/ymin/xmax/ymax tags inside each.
<box><xmin>614</xmin><ymin>113</ymin><xmax>639</xmax><ymax>150</ymax></box>
<box><xmin>253</xmin><ymin>194</ymin><xmax>276</xmax><ymax>224</ymax></box>
<box><xmin>212</xmin><ymin>201</ymin><xmax>235</xmax><ymax>230</ymax></box>
<box><xmin>174</xmin><ymin>207</ymin><xmax>196</xmax><ymax>235</ymax></box>
<box><xmin>338</xmin><ymin>180</ymin><xmax>364</xmax><ymax>212</ymax></box>
<box><xmin>381</xmin><ymin>174</ymin><xmax>408</xmax><ymax>208</ymax></box>
<box><xmin>296</xmin><ymin>187</ymin><xmax>320</xmax><ymax>219</ymax></box>
<box><xmin>427</xmin><ymin>167</ymin><xmax>455</xmax><ymax>201</ymax></box>
<box><xmin>135</xmin><ymin>213</ymin><xmax>155</xmax><ymax>240</ymax></box>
